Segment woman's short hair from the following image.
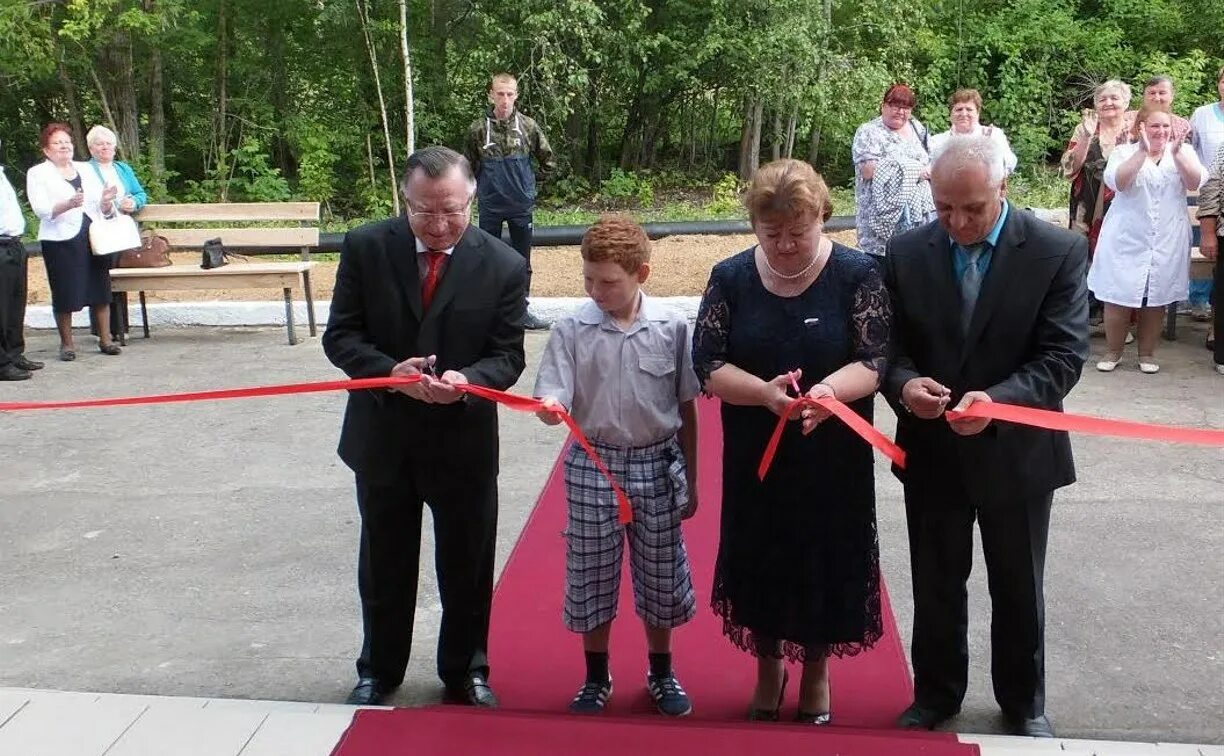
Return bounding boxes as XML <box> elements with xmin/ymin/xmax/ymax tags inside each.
<box><xmin>1142</xmin><ymin>75</ymin><xmax>1173</xmax><ymax>92</ymax></box>
<box><xmin>1216</xmin><ymin>65</ymin><xmax>1224</xmax><ymax>83</ymax></box>
<box><xmin>39</xmin><ymin>122</ymin><xmax>73</xmax><ymax>149</ymax></box>
<box><xmin>882</xmin><ymin>83</ymin><xmax>917</xmax><ymax>108</ymax></box>
<box><xmin>86</xmin><ymin>125</ymin><xmax>118</xmax><ymax>147</ymax></box>
<box><xmin>743</xmin><ymin>159</ymin><xmax>834</xmax><ymax>224</ymax></box>
<box><xmin>1131</xmin><ymin>102</ymin><xmax>1172</xmax><ymax>140</ymax></box>
<box><xmin>580</xmin><ymin>215</ymin><xmax>651</xmax><ymax>273</ymax></box>
<box><xmin>949</xmin><ymin>88</ymin><xmax>983</xmax><ymax>110</ymax></box>
<box><xmin>1094</xmin><ymin>80</ymin><xmax>1132</xmax><ymax>106</ymax></box>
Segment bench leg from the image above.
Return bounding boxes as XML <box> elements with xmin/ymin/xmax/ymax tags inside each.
<box><xmin>139</xmin><ymin>291</ymin><xmax>150</xmax><ymax>338</ymax></box>
<box><xmin>284</xmin><ymin>287</ymin><xmax>298</xmax><ymax>345</ymax></box>
<box><xmin>303</xmin><ymin>269</ymin><xmax>317</xmax><ymax>337</ymax></box>
<box><xmin>1163</xmin><ymin>302</ymin><xmax>1177</xmax><ymax>340</ymax></box>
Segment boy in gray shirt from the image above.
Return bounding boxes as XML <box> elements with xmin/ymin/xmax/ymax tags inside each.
<box><xmin>534</xmin><ymin>215</ymin><xmax>699</xmax><ymax>716</ymax></box>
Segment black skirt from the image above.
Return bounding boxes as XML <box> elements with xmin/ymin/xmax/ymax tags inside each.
<box><xmin>41</xmin><ymin>216</ymin><xmax>114</xmax><ymax>314</ymax></box>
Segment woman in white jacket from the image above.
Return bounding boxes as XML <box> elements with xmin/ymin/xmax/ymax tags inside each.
<box><xmin>1088</xmin><ymin>105</ymin><xmax>1207</xmax><ymax>374</ymax></box>
<box><xmin>928</xmin><ymin>89</ymin><xmax>1018</xmax><ymax>174</ymax></box>
<box><xmin>26</xmin><ymin>122</ymin><xmax>121</xmax><ymax>360</ymax></box>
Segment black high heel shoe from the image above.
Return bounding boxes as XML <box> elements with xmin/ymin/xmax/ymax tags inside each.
<box><xmin>747</xmin><ymin>669</ymin><xmax>788</xmax><ymax>722</ymax></box>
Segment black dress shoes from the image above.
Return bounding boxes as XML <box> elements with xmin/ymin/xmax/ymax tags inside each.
<box><xmin>897</xmin><ymin>702</ymin><xmax>957</xmax><ymax>730</ymax></box>
<box><xmin>14</xmin><ymin>357</ymin><xmax>44</xmax><ymax>371</ymax></box>
<box><xmin>445</xmin><ymin>674</ymin><xmax>499</xmax><ymax>708</ymax></box>
<box><xmin>345</xmin><ymin>677</ymin><xmax>391</xmax><ymax>706</ymax></box>
<box><xmin>1006</xmin><ymin>713</ymin><xmax>1055</xmax><ymax>738</ymax></box>
<box><xmin>0</xmin><ymin>364</ymin><xmax>31</xmax><ymax>381</ymax></box>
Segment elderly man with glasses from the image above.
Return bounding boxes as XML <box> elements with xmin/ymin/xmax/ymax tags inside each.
<box><xmin>323</xmin><ymin>145</ymin><xmax>528</xmax><ymax>708</ymax></box>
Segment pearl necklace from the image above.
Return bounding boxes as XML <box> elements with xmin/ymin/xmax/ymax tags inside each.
<box><xmin>761</xmin><ymin>243</ymin><xmax>827</xmax><ymax>281</ymax></box>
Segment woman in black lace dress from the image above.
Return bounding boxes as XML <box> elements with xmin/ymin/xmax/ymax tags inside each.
<box><xmin>692</xmin><ymin>159</ymin><xmax>889</xmax><ymax>724</ymax></box>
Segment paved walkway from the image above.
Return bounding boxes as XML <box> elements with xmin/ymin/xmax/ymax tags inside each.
<box><xmin>1</xmin><ymin>687</ymin><xmax>1220</xmax><ymax>755</ymax></box>
<box><xmin>1</xmin><ymin>321</ymin><xmax>1220</xmax><ymax>753</ymax></box>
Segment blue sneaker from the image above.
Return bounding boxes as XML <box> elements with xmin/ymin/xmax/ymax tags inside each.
<box><xmin>647</xmin><ymin>673</ymin><xmax>692</xmax><ymax>717</ymax></box>
<box><xmin>569</xmin><ymin>678</ymin><xmax>612</xmax><ymax>714</ymax></box>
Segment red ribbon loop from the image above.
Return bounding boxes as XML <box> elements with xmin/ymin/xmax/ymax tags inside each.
<box><xmin>758</xmin><ymin>395</ymin><xmax>907</xmax><ymax>481</ymax></box>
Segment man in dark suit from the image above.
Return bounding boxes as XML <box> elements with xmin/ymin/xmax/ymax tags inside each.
<box><xmin>883</xmin><ymin>135</ymin><xmax>1089</xmax><ymax>737</ymax></box>
<box><xmin>323</xmin><ymin>146</ymin><xmax>528</xmax><ymax>707</ymax></box>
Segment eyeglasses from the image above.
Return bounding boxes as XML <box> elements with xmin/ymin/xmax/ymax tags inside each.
<box><xmin>884</xmin><ymin>102</ymin><xmax>914</xmax><ymax>111</ymax></box>
<box><xmin>407</xmin><ymin>206</ymin><xmax>470</xmax><ymax>222</ymax></box>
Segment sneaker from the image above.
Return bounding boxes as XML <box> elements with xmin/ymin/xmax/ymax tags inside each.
<box><xmin>647</xmin><ymin>673</ymin><xmax>692</xmax><ymax>717</ymax></box>
<box><xmin>569</xmin><ymin>678</ymin><xmax>612</xmax><ymax>714</ymax></box>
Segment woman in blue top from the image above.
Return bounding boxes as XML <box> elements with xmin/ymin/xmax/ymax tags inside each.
<box><xmin>86</xmin><ymin>125</ymin><xmax>148</xmax><ymax>215</ymax></box>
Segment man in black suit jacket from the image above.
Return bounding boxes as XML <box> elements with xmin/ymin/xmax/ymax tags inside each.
<box><xmin>323</xmin><ymin>146</ymin><xmax>528</xmax><ymax>707</ymax></box>
<box><xmin>883</xmin><ymin>136</ymin><xmax>1089</xmax><ymax>737</ymax></box>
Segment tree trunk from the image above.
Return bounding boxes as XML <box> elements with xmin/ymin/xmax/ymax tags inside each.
<box><xmin>584</xmin><ymin>73</ymin><xmax>600</xmax><ymax>180</ymax></box>
<box><xmin>808</xmin><ymin>121</ymin><xmax>822</xmax><ymax>166</ymax></box>
<box><xmin>88</xmin><ymin>68</ymin><xmax>118</xmax><ymax>145</ymax></box>
<box><xmin>707</xmin><ymin>87</ymin><xmax>719</xmax><ymax>168</ymax></box>
<box><xmin>366</xmin><ymin>131</ymin><xmax>377</xmax><ymax>189</ymax></box>
<box><xmin>771</xmin><ymin>108</ymin><xmax>782</xmax><ymax>161</ymax></box>
<box><xmin>618</xmin><ymin>68</ymin><xmax>648</xmax><ymax>169</ymax></box>
<box><xmin>213</xmin><ymin>0</ymin><xmax>229</xmax><ymax>195</ymax></box>
<box><xmin>738</xmin><ymin>99</ymin><xmax>762</xmax><ymax>180</ymax></box>
<box><xmin>99</xmin><ymin>29</ymin><xmax>141</xmax><ymax>161</ymax></box>
<box><xmin>357</xmin><ymin>0</ymin><xmax>400</xmax><ymax>215</ymax></box>
<box><xmin>145</xmin><ymin>0</ymin><xmax>166</xmax><ymax>182</ymax></box>
<box><xmin>399</xmin><ymin>0</ymin><xmax>415</xmax><ymax>155</ymax></box>
<box><xmin>55</xmin><ymin>57</ymin><xmax>88</xmax><ymax>155</ymax></box>
<box><xmin>784</xmin><ymin>106</ymin><xmax>798</xmax><ymax>159</ymax></box>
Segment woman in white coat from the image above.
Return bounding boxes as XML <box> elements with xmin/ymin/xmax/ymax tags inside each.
<box><xmin>26</xmin><ymin>122</ymin><xmax>121</xmax><ymax>360</ymax></box>
<box><xmin>928</xmin><ymin>89</ymin><xmax>1018</xmax><ymax>174</ymax></box>
<box><xmin>1088</xmin><ymin>105</ymin><xmax>1207</xmax><ymax>373</ymax></box>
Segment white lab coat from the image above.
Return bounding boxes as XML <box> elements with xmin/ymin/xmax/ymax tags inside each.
<box><xmin>1088</xmin><ymin>143</ymin><xmax>1207</xmax><ymax>308</ymax></box>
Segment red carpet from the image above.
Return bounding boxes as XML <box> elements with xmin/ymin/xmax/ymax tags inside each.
<box><xmin>332</xmin><ymin>398</ymin><xmax>978</xmax><ymax>754</ymax></box>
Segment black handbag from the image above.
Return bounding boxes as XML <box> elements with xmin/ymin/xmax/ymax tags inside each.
<box><xmin>201</xmin><ymin>237</ymin><xmax>229</xmax><ymax>269</ymax></box>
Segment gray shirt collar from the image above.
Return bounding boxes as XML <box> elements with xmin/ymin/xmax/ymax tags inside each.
<box><xmin>576</xmin><ymin>291</ymin><xmax>667</xmax><ymax>332</ymax></box>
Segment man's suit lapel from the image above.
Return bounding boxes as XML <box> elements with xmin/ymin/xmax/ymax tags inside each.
<box><xmin>388</xmin><ymin>217</ymin><xmax>424</xmax><ymax>322</ymax></box>
<box><xmin>960</xmin><ymin>207</ymin><xmax>1025</xmax><ymax>366</ymax></box>
<box><xmin>923</xmin><ymin>224</ymin><xmax>962</xmax><ymax>342</ymax></box>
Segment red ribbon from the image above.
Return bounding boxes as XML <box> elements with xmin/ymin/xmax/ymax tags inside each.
<box><xmin>947</xmin><ymin>402</ymin><xmax>1224</xmax><ymax>448</ymax></box>
<box><xmin>0</xmin><ymin>375</ymin><xmax>635</xmax><ymax>524</ymax></box>
<box><xmin>758</xmin><ymin>396</ymin><xmax>907</xmax><ymax>481</ymax></box>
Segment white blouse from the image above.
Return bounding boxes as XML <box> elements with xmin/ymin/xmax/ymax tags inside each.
<box><xmin>25</xmin><ymin>160</ymin><xmax>110</xmax><ymax>241</ymax></box>
<box><xmin>1088</xmin><ymin>143</ymin><xmax>1207</xmax><ymax>308</ymax></box>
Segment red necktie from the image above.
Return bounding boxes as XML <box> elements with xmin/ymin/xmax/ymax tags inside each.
<box><xmin>421</xmin><ymin>251</ymin><xmax>445</xmax><ymax>311</ymax></box>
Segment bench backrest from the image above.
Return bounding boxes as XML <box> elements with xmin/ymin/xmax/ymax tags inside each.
<box><xmin>135</xmin><ymin>202</ymin><xmax>320</xmax><ymax>260</ymax></box>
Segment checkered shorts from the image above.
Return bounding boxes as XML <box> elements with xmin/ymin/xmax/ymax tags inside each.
<box><xmin>562</xmin><ymin>436</ymin><xmax>697</xmax><ymax>633</ymax></box>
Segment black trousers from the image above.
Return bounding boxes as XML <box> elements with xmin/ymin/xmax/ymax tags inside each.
<box><xmin>0</xmin><ymin>238</ymin><xmax>28</xmax><ymax>367</ymax></box>
<box><xmin>904</xmin><ymin>479</ymin><xmax>1053</xmax><ymax>720</ymax></box>
<box><xmin>1213</xmin><ymin>255</ymin><xmax>1222</xmax><ymax>366</ymax></box>
<box><xmin>478</xmin><ymin>212</ymin><xmax>533</xmax><ymax>282</ymax></box>
<box><xmin>354</xmin><ymin>462</ymin><xmax>499</xmax><ymax>689</ymax></box>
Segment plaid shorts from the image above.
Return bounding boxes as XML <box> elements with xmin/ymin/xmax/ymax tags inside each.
<box><xmin>562</xmin><ymin>436</ymin><xmax>697</xmax><ymax>633</ymax></box>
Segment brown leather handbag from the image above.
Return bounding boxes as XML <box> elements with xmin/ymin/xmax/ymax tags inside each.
<box><xmin>118</xmin><ymin>231</ymin><xmax>172</xmax><ymax>268</ymax></box>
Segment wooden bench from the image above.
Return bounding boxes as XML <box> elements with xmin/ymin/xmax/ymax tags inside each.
<box><xmin>111</xmin><ymin>202</ymin><xmax>321</xmax><ymax>345</ymax></box>
<box><xmin>111</xmin><ymin>262</ymin><xmax>318</xmax><ymax>345</ymax></box>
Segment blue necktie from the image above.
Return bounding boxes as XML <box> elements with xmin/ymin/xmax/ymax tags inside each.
<box><xmin>960</xmin><ymin>244</ymin><xmax>986</xmax><ymax>333</ymax></box>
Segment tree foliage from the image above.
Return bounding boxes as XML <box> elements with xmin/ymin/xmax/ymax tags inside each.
<box><xmin>0</xmin><ymin>0</ymin><xmax>1216</xmax><ymax>219</ymax></box>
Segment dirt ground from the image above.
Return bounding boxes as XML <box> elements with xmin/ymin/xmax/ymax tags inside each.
<box><xmin>25</xmin><ymin>230</ymin><xmax>862</xmax><ymax>303</ymax></box>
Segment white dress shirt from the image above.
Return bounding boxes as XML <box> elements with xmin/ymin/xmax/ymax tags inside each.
<box><xmin>1089</xmin><ymin>143</ymin><xmax>1208</xmax><ymax>308</ymax></box>
<box><xmin>0</xmin><ymin>166</ymin><xmax>25</xmax><ymax>238</ymax></box>
<box><xmin>25</xmin><ymin>160</ymin><xmax>109</xmax><ymax>241</ymax></box>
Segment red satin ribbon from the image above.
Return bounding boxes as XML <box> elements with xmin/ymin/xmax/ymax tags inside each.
<box><xmin>758</xmin><ymin>396</ymin><xmax>907</xmax><ymax>481</ymax></box>
<box><xmin>0</xmin><ymin>375</ymin><xmax>635</xmax><ymax>524</ymax></box>
<box><xmin>947</xmin><ymin>402</ymin><xmax>1224</xmax><ymax>448</ymax></box>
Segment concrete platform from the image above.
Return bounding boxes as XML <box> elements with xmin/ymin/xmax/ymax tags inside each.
<box><xmin>0</xmin><ymin>318</ymin><xmax>1221</xmax><ymax>751</ymax></box>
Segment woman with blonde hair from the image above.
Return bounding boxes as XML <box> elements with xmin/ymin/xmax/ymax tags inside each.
<box><xmin>86</xmin><ymin>125</ymin><xmax>148</xmax><ymax>215</ymax></box>
<box><xmin>693</xmin><ymin>159</ymin><xmax>889</xmax><ymax>724</ymax></box>
<box><xmin>1088</xmin><ymin>104</ymin><xmax>1207</xmax><ymax>373</ymax></box>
